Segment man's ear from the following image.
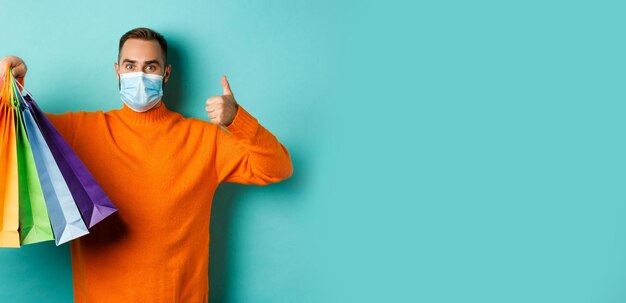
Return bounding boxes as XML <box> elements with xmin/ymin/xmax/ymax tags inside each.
<box><xmin>114</xmin><ymin>62</ymin><xmax>120</xmax><ymax>81</ymax></box>
<box><xmin>164</xmin><ymin>64</ymin><xmax>171</xmax><ymax>83</ymax></box>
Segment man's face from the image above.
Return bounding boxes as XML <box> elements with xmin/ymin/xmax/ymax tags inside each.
<box><xmin>115</xmin><ymin>38</ymin><xmax>171</xmax><ymax>84</ymax></box>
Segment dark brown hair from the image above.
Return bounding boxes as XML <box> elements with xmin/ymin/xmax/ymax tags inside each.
<box><xmin>118</xmin><ymin>27</ymin><xmax>168</xmax><ymax>65</ymax></box>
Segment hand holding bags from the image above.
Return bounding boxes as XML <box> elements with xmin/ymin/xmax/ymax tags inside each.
<box><xmin>0</xmin><ymin>66</ymin><xmax>118</xmax><ymax>247</ymax></box>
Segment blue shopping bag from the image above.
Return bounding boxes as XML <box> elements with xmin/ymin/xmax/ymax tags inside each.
<box><xmin>22</xmin><ymin>105</ymin><xmax>89</xmax><ymax>246</ymax></box>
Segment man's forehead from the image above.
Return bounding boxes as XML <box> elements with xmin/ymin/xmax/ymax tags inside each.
<box><xmin>119</xmin><ymin>39</ymin><xmax>165</xmax><ymax>64</ymax></box>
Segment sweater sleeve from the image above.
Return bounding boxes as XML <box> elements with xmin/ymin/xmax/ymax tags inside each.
<box><xmin>215</xmin><ymin>105</ymin><xmax>293</xmax><ymax>185</ymax></box>
<box><xmin>44</xmin><ymin>111</ymin><xmax>78</xmax><ymax>148</ymax></box>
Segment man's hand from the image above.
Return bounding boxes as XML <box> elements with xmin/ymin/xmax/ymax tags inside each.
<box><xmin>0</xmin><ymin>56</ymin><xmax>27</xmax><ymax>84</ymax></box>
<box><xmin>205</xmin><ymin>75</ymin><xmax>239</xmax><ymax>127</ymax></box>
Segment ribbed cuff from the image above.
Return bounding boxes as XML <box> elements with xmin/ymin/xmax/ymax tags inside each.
<box><xmin>224</xmin><ymin>105</ymin><xmax>259</xmax><ymax>139</ymax></box>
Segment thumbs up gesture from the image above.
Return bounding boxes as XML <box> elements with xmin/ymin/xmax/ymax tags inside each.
<box><xmin>205</xmin><ymin>75</ymin><xmax>239</xmax><ymax>127</ymax></box>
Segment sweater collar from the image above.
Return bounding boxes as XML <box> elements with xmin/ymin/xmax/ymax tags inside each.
<box><xmin>117</xmin><ymin>100</ymin><xmax>172</xmax><ymax>125</ymax></box>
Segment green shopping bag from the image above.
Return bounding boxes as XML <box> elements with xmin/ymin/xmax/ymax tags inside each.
<box><xmin>15</xmin><ymin>101</ymin><xmax>53</xmax><ymax>245</ymax></box>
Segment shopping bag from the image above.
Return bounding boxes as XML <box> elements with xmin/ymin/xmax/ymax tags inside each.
<box><xmin>0</xmin><ymin>66</ymin><xmax>118</xmax><ymax>248</ymax></box>
<box><xmin>0</xmin><ymin>66</ymin><xmax>20</xmax><ymax>247</ymax></box>
<box><xmin>22</xmin><ymin>103</ymin><xmax>89</xmax><ymax>246</ymax></box>
<box><xmin>15</xmin><ymin>91</ymin><xmax>54</xmax><ymax>245</ymax></box>
<box><xmin>24</xmin><ymin>93</ymin><xmax>118</xmax><ymax>228</ymax></box>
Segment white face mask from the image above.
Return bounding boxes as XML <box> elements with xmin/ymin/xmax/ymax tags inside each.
<box><xmin>119</xmin><ymin>71</ymin><xmax>165</xmax><ymax>112</ymax></box>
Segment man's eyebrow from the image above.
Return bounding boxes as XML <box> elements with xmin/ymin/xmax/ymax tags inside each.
<box><xmin>144</xmin><ymin>60</ymin><xmax>162</xmax><ymax>67</ymax></box>
<box><xmin>120</xmin><ymin>59</ymin><xmax>162</xmax><ymax>67</ymax></box>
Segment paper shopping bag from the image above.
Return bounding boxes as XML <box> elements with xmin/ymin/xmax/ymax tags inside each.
<box><xmin>24</xmin><ymin>94</ymin><xmax>118</xmax><ymax>228</ymax></box>
<box><xmin>0</xmin><ymin>67</ymin><xmax>20</xmax><ymax>247</ymax></box>
<box><xmin>15</xmin><ymin>94</ymin><xmax>54</xmax><ymax>245</ymax></box>
<box><xmin>22</xmin><ymin>105</ymin><xmax>89</xmax><ymax>246</ymax></box>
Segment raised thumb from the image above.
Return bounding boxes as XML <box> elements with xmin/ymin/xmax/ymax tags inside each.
<box><xmin>222</xmin><ymin>75</ymin><xmax>233</xmax><ymax>95</ymax></box>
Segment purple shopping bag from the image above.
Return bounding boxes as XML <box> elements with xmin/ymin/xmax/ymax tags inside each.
<box><xmin>20</xmin><ymin>88</ymin><xmax>118</xmax><ymax>228</ymax></box>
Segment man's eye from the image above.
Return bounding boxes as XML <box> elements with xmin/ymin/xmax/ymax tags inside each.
<box><xmin>146</xmin><ymin>66</ymin><xmax>155</xmax><ymax>71</ymax></box>
<box><xmin>126</xmin><ymin>64</ymin><xmax>134</xmax><ymax>70</ymax></box>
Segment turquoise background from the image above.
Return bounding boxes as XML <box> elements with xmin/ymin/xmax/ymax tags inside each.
<box><xmin>1</xmin><ymin>0</ymin><xmax>626</xmax><ymax>302</ymax></box>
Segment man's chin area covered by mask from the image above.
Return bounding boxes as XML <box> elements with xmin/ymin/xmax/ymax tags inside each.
<box><xmin>118</xmin><ymin>71</ymin><xmax>165</xmax><ymax>112</ymax></box>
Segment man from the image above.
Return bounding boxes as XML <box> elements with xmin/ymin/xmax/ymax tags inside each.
<box><xmin>0</xmin><ymin>27</ymin><xmax>293</xmax><ymax>302</ymax></box>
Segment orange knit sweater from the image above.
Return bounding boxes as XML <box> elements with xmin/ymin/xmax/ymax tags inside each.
<box><xmin>44</xmin><ymin>102</ymin><xmax>293</xmax><ymax>302</ymax></box>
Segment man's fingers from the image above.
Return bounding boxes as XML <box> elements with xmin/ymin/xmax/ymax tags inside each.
<box><xmin>207</xmin><ymin>112</ymin><xmax>220</xmax><ymax>124</ymax></box>
<box><xmin>12</xmin><ymin>65</ymin><xmax>26</xmax><ymax>79</ymax></box>
<box><xmin>1</xmin><ymin>56</ymin><xmax>20</xmax><ymax>67</ymax></box>
<box><xmin>207</xmin><ymin>76</ymin><xmax>235</xmax><ymax>125</ymax></box>
<box><xmin>206</xmin><ymin>96</ymin><xmax>226</xmax><ymax>107</ymax></box>
<box><xmin>205</xmin><ymin>105</ymin><xmax>219</xmax><ymax>113</ymax></box>
<box><xmin>222</xmin><ymin>75</ymin><xmax>233</xmax><ymax>95</ymax></box>
<box><xmin>206</xmin><ymin>96</ymin><xmax>224</xmax><ymax>113</ymax></box>
<box><xmin>1</xmin><ymin>56</ymin><xmax>27</xmax><ymax>80</ymax></box>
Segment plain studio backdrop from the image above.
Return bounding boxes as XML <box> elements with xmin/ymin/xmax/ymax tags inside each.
<box><xmin>1</xmin><ymin>0</ymin><xmax>626</xmax><ymax>302</ymax></box>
